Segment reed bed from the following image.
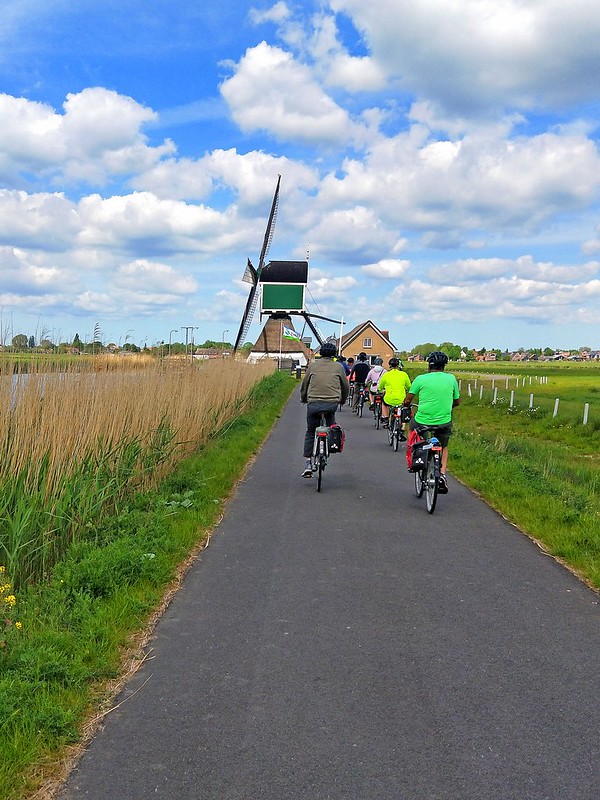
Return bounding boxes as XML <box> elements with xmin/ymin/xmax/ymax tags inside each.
<box><xmin>0</xmin><ymin>358</ymin><xmax>274</xmax><ymax>587</ymax></box>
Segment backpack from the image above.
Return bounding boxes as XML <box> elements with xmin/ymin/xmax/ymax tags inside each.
<box><xmin>328</xmin><ymin>424</ymin><xmax>345</xmax><ymax>453</ymax></box>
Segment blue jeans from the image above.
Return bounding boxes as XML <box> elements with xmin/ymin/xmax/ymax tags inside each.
<box><xmin>303</xmin><ymin>401</ymin><xmax>338</xmax><ymax>458</ymax></box>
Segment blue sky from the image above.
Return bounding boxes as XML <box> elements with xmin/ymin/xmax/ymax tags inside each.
<box><xmin>1</xmin><ymin>0</ymin><xmax>600</xmax><ymax>351</ymax></box>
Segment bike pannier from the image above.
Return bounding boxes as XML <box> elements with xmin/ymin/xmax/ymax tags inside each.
<box><xmin>328</xmin><ymin>424</ymin><xmax>345</xmax><ymax>453</ymax></box>
<box><xmin>406</xmin><ymin>429</ymin><xmax>423</xmax><ymax>472</ymax></box>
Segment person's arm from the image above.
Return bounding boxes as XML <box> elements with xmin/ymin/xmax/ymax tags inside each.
<box><xmin>452</xmin><ymin>398</ymin><xmax>461</xmax><ymax>408</ymax></box>
<box><xmin>403</xmin><ymin>391</ymin><xmax>414</xmax><ymax>407</ymax></box>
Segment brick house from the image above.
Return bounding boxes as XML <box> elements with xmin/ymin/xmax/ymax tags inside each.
<box><xmin>338</xmin><ymin>320</ymin><xmax>398</xmax><ymax>365</ymax></box>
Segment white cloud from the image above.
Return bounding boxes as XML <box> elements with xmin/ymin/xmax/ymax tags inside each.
<box><xmin>362</xmin><ymin>259</ymin><xmax>410</xmax><ymax>279</ymax></box>
<box><xmin>220</xmin><ymin>42</ymin><xmax>364</xmax><ymax>145</ymax></box>
<box><xmin>0</xmin><ymin>89</ymin><xmax>174</xmax><ymax>187</ymax></box>
<box><xmin>330</xmin><ymin>0</ymin><xmax>600</xmax><ymax>116</ymax></box>
<box><xmin>249</xmin><ymin>2</ymin><xmax>290</xmax><ymax>25</ymax></box>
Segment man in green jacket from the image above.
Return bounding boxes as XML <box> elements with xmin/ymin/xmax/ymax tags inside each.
<box><xmin>402</xmin><ymin>350</ymin><xmax>460</xmax><ymax>493</ymax></box>
<box><xmin>300</xmin><ymin>342</ymin><xmax>349</xmax><ymax>478</ymax></box>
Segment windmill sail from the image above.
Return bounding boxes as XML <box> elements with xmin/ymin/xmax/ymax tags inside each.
<box><xmin>233</xmin><ymin>175</ymin><xmax>281</xmax><ymax>352</ymax></box>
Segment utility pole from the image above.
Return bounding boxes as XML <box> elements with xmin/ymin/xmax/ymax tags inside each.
<box><xmin>181</xmin><ymin>326</ymin><xmax>199</xmax><ymax>363</ymax></box>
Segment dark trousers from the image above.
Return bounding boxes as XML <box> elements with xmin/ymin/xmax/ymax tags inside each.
<box><xmin>303</xmin><ymin>401</ymin><xmax>338</xmax><ymax>457</ymax></box>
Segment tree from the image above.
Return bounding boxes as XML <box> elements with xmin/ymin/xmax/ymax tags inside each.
<box><xmin>28</xmin><ymin>336</ymin><xmax>35</xmax><ymax>349</ymax></box>
<box><xmin>12</xmin><ymin>334</ymin><xmax>28</xmax><ymax>350</ymax></box>
<box><xmin>73</xmin><ymin>333</ymin><xmax>82</xmax><ymax>351</ymax></box>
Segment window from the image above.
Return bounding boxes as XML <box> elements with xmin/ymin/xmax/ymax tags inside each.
<box><xmin>363</xmin><ymin>337</ymin><xmax>372</xmax><ymax>348</ymax></box>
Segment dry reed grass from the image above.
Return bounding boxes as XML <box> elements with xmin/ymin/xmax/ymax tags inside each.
<box><xmin>0</xmin><ymin>357</ymin><xmax>274</xmax><ymax>583</ymax></box>
<box><xmin>0</xmin><ymin>357</ymin><xmax>274</xmax><ymax>494</ymax></box>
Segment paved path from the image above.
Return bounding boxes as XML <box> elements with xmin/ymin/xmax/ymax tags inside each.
<box><xmin>59</xmin><ymin>389</ymin><xmax>600</xmax><ymax>800</ymax></box>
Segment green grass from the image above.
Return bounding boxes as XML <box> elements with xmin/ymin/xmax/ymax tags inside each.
<box><xmin>449</xmin><ymin>365</ymin><xmax>600</xmax><ymax>590</ymax></box>
<box><xmin>0</xmin><ymin>371</ymin><xmax>296</xmax><ymax>800</ymax></box>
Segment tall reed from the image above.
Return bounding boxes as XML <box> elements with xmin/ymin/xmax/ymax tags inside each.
<box><xmin>0</xmin><ymin>357</ymin><xmax>274</xmax><ymax>586</ymax></box>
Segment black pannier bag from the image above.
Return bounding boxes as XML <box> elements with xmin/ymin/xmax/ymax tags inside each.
<box><xmin>328</xmin><ymin>424</ymin><xmax>345</xmax><ymax>453</ymax></box>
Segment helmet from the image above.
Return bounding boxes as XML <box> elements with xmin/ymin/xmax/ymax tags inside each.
<box><xmin>319</xmin><ymin>342</ymin><xmax>337</xmax><ymax>358</ymax></box>
<box><xmin>388</xmin><ymin>357</ymin><xmax>400</xmax><ymax>368</ymax></box>
<box><xmin>374</xmin><ymin>357</ymin><xmax>383</xmax><ymax>365</ymax></box>
<box><xmin>427</xmin><ymin>350</ymin><xmax>449</xmax><ymax>368</ymax></box>
<box><xmin>358</xmin><ymin>352</ymin><xmax>368</xmax><ymax>361</ymax></box>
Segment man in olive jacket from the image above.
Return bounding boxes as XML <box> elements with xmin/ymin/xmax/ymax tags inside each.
<box><xmin>300</xmin><ymin>342</ymin><xmax>349</xmax><ymax>477</ymax></box>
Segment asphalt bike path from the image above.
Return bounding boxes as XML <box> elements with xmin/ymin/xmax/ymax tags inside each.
<box><xmin>58</xmin><ymin>388</ymin><xmax>600</xmax><ymax>800</ymax></box>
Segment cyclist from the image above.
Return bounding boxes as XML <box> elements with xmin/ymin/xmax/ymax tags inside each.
<box><xmin>348</xmin><ymin>352</ymin><xmax>370</xmax><ymax>412</ymax></box>
<box><xmin>378</xmin><ymin>358</ymin><xmax>411</xmax><ymax>433</ymax></box>
<box><xmin>300</xmin><ymin>342</ymin><xmax>349</xmax><ymax>478</ymax></box>
<box><xmin>366</xmin><ymin>357</ymin><xmax>386</xmax><ymax>409</ymax></box>
<box><xmin>402</xmin><ymin>350</ymin><xmax>460</xmax><ymax>493</ymax></box>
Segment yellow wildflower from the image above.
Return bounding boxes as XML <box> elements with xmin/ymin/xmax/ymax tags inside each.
<box><xmin>15</xmin><ymin>621</ymin><xmax>22</xmax><ymax>630</ymax></box>
<box><xmin>4</xmin><ymin>595</ymin><xmax>16</xmax><ymax>607</ymax></box>
<box><xmin>0</xmin><ymin>565</ymin><xmax>5</xmax><ymax>573</ymax></box>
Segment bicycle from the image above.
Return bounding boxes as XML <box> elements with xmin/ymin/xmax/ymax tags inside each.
<box><xmin>386</xmin><ymin>405</ymin><xmax>406</xmax><ymax>450</ymax></box>
<box><xmin>354</xmin><ymin>384</ymin><xmax>367</xmax><ymax>416</ymax></box>
<box><xmin>372</xmin><ymin>392</ymin><xmax>384</xmax><ymax>429</ymax></box>
<box><xmin>347</xmin><ymin>383</ymin><xmax>355</xmax><ymax>408</ymax></box>
<box><xmin>411</xmin><ymin>425</ymin><xmax>443</xmax><ymax>513</ymax></box>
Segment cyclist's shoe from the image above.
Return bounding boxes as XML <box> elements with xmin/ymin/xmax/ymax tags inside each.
<box><xmin>369</xmin><ymin>403</ymin><xmax>375</xmax><ymax>411</ymax></box>
<box><xmin>302</xmin><ymin>468</ymin><xmax>313</xmax><ymax>479</ymax></box>
<box><xmin>382</xmin><ymin>420</ymin><xmax>389</xmax><ymax>428</ymax></box>
<box><xmin>399</xmin><ymin>432</ymin><xmax>407</xmax><ymax>441</ymax></box>
<box><xmin>437</xmin><ymin>474</ymin><xmax>449</xmax><ymax>494</ymax></box>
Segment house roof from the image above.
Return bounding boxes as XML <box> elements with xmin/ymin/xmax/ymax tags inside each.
<box><xmin>250</xmin><ymin>315</ymin><xmax>313</xmax><ymax>356</ymax></box>
<box><xmin>340</xmin><ymin>320</ymin><xmax>397</xmax><ymax>351</ymax></box>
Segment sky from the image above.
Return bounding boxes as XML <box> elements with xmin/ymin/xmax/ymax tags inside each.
<box><xmin>1</xmin><ymin>0</ymin><xmax>600</xmax><ymax>352</ymax></box>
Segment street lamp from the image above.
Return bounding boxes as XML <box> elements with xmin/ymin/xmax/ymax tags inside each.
<box><xmin>168</xmin><ymin>329</ymin><xmax>177</xmax><ymax>357</ymax></box>
<box><xmin>222</xmin><ymin>329</ymin><xmax>229</xmax><ymax>352</ymax></box>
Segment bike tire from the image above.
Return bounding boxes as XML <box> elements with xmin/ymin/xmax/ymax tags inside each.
<box><xmin>317</xmin><ymin>459</ymin><xmax>323</xmax><ymax>491</ymax></box>
<box><xmin>425</xmin><ymin>456</ymin><xmax>438</xmax><ymax>513</ymax></box>
<box><xmin>359</xmin><ymin>401</ymin><xmax>363</xmax><ymax>418</ymax></box>
<box><xmin>375</xmin><ymin>410</ymin><xmax>380</xmax><ymax>429</ymax></box>
<box><xmin>415</xmin><ymin>467</ymin><xmax>425</xmax><ymax>497</ymax></box>
<box><xmin>387</xmin><ymin>419</ymin><xmax>394</xmax><ymax>446</ymax></box>
<box><xmin>393</xmin><ymin>424</ymin><xmax>400</xmax><ymax>451</ymax></box>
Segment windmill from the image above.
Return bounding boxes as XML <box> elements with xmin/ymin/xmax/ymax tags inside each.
<box><xmin>233</xmin><ymin>176</ymin><xmax>343</xmax><ymax>354</ymax></box>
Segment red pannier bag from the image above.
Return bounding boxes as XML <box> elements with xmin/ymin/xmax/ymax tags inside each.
<box><xmin>406</xmin><ymin>428</ymin><xmax>422</xmax><ymax>472</ymax></box>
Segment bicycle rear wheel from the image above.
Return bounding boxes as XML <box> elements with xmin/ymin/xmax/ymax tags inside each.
<box><xmin>425</xmin><ymin>455</ymin><xmax>438</xmax><ymax>513</ymax></box>
<box><xmin>317</xmin><ymin>456</ymin><xmax>326</xmax><ymax>491</ymax></box>
<box><xmin>387</xmin><ymin>418</ymin><xmax>394</xmax><ymax>446</ymax></box>
<box><xmin>393</xmin><ymin>423</ymin><xmax>400</xmax><ymax>451</ymax></box>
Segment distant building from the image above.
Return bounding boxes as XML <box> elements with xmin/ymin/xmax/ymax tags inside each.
<box><xmin>247</xmin><ymin>315</ymin><xmax>312</xmax><ymax>366</ymax></box>
<box><xmin>338</xmin><ymin>320</ymin><xmax>397</xmax><ymax>365</ymax></box>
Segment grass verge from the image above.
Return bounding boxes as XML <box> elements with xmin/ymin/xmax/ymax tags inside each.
<box><xmin>451</xmin><ymin>409</ymin><xmax>600</xmax><ymax>591</ymax></box>
<box><xmin>0</xmin><ymin>371</ymin><xmax>296</xmax><ymax>800</ymax></box>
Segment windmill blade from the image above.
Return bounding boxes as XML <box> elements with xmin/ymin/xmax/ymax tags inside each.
<box><xmin>233</xmin><ymin>283</ymin><xmax>259</xmax><ymax>352</ymax></box>
<box><xmin>233</xmin><ymin>176</ymin><xmax>282</xmax><ymax>353</ymax></box>
<box><xmin>256</xmin><ymin>174</ymin><xmax>281</xmax><ymax>276</ymax></box>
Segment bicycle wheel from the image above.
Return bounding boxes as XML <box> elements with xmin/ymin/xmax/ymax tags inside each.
<box><xmin>316</xmin><ymin>440</ymin><xmax>326</xmax><ymax>492</ymax></box>
<box><xmin>393</xmin><ymin>422</ymin><xmax>400</xmax><ymax>451</ymax></box>
<box><xmin>425</xmin><ymin>455</ymin><xmax>438</xmax><ymax>513</ymax></box>
<box><xmin>387</xmin><ymin>418</ymin><xmax>394</xmax><ymax>446</ymax></box>
<box><xmin>414</xmin><ymin>466</ymin><xmax>425</xmax><ymax>497</ymax></box>
<box><xmin>375</xmin><ymin>407</ymin><xmax>380</xmax><ymax>429</ymax></box>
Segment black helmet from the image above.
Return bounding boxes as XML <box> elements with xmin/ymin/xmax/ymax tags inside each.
<box><xmin>358</xmin><ymin>352</ymin><xmax>367</xmax><ymax>361</ymax></box>
<box><xmin>320</xmin><ymin>342</ymin><xmax>337</xmax><ymax>358</ymax></box>
<box><xmin>427</xmin><ymin>350</ymin><xmax>448</xmax><ymax>368</ymax></box>
<box><xmin>389</xmin><ymin>357</ymin><xmax>400</xmax><ymax>368</ymax></box>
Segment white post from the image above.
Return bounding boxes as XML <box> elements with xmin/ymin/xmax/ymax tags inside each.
<box><xmin>553</xmin><ymin>398</ymin><xmax>560</xmax><ymax>418</ymax></box>
<box><xmin>510</xmin><ymin>390</ymin><xmax>515</xmax><ymax>408</ymax></box>
<box><xmin>529</xmin><ymin>376</ymin><xmax>532</xmax><ymax>385</ymax></box>
<box><xmin>492</xmin><ymin>378</ymin><xmax>496</xmax><ymax>390</ymax></box>
<box><xmin>493</xmin><ymin>387</ymin><xmax>498</xmax><ymax>404</ymax></box>
<box><xmin>505</xmin><ymin>378</ymin><xmax>509</xmax><ymax>389</ymax></box>
<box><xmin>529</xmin><ymin>393</ymin><xmax>534</xmax><ymax>408</ymax></box>
<box><xmin>583</xmin><ymin>403</ymin><xmax>590</xmax><ymax>425</ymax></box>
<box><xmin>468</xmin><ymin>384</ymin><xmax>472</xmax><ymax>397</ymax></box>
<box><xmin>479</xmin><ymin>385</ymin><xmax>484</xmax><ymax>400</ymax></box>
<box><xmin>459</xmin><ymin>379</ymin><xmax>462</xmax><ymax>390</ymax></box>
<box><xmin>474</xmin><ymin>379</ymin><xmax>478</xmax><ymax>388</ymax></box>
